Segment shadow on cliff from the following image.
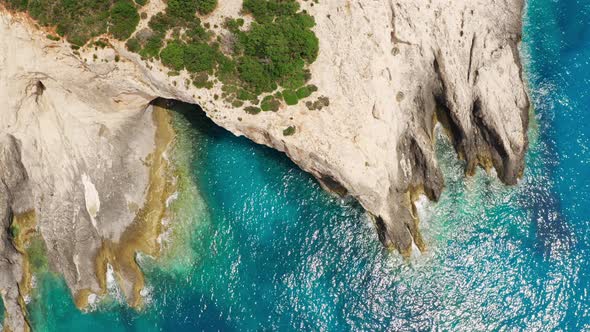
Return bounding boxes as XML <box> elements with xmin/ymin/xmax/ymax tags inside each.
<box><xmin>152</xmin><ymin>97</ymin><xmax>356</xmax><ymax>205</ymax></box>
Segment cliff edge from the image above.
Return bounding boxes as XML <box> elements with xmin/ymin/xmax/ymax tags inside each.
<box><xmin>0</xmin><ymin>0</ymin><xmax>528</xmax><ymax>330</ymax></box>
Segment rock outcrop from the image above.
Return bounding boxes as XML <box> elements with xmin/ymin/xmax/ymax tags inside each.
<box><xmin>0</xmin><ymin>135</ymin><xmax>30</xmax><ymax>332</ymax></box>
<box><xmin>0</xmin><ymin>0</ymin><xmax>529</xmax><ymax>330</ymax></box>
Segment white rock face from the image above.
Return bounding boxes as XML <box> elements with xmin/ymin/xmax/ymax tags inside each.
<box><xmin>0</xmin><ymin>12</ymin><xmax>158</xmax><ymax>332</ymax></box>
<box><xmin>0</xmin><ymin>0</ymin><xmax>528</xmax><ymax>330</ymax></box>
<box><xmin>82</xmin><ymin>174</ymin><xmax>101</xmax><ymax>231</ymax></box>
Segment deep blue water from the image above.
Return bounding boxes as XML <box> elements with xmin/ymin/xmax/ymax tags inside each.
<box><xmin>11</xmin><ymin>0</ymin><xmax>590</xmax><ymax>330</ymax></box>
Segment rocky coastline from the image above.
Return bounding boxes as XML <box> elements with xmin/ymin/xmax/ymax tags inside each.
<box><xmin>0</xmin><ymin>1</ymin><xmax>529</xmax><ymax>330</ymax></box>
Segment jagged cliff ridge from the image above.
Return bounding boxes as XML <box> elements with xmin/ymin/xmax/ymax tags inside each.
<box><xmin>0</xmin><ymin>0</ymin><xmax>528</xmax><ymax>331</ymax></box>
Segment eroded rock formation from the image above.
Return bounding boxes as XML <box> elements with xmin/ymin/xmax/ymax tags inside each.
<box><xmin>0</xmin><ymin>1</ymin><xmax>528</xmax><ymax>330</ymax></box>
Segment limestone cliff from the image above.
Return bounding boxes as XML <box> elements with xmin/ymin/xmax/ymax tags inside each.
<box><xmin>0</xmin><ymin>0</ymin><xmax>528</xmax><ymax>330</ymax></box>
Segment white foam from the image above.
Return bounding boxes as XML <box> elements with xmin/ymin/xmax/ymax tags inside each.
<box><xmin>87</xmin><ymin>293</ymin><xmax>98</xmax><ymax>306</ymax></box>
<box><xmin>410</xmin><ymin>240</ymin><xmax>422</xmax><ymax>259</ymax></box>
<box><xmin>139</xmin><ymin>285</ymin><xmax>153</xmax><ymax>306</ymax></box>
<box><xmin>166</xmin><ymin>191</ymin><xmax>179</xmax><ymax>208</ymax></box>
<box><xmin>105</xmin><ymin>264</ymin><xmax>124</xmax><ymax>302</ymax></box>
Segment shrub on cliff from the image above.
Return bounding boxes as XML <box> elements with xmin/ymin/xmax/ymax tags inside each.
<box><xmin>184</xmin><ymin>43</ymin><xmax>216</xmax><ymax>73</ymax></box>
<box><xmin>243</xmin><ymin>0</ymin><xmax>300</xmax><ymax>23</ymax></box>
<box><xmin>166</xmin><ymin>0</ymin><xmax>198</xmax><ymax>22</ymax></box>
<box><xmin>3</xmin><ymin>0</ymin><xmax>320</xmax><ymax>112</ymax></box>
<box><xmin>261</xmin><ymin>96</ymin><xmax>280</xmax><ymax>112</ymax></box>
<box><xmin>126</xmin><ymin>37</ymin><xmax>141</xmax><ymax>52</ymax></box>
<box><xmin>283</xmin><ymin>126</ymin><xmax>296</xmax><ymax>136</ymax></box>
<box><xmin>232</xmin><ymin>0</ymin><xmax>319</xmax><ymax>100</ymax></box>
<box><xmin>110</xmin><ymin>0</ymin><xmax>140</xmax><ymax>40</ymax></box>
<box><xmin>296</xmin><ymin>85</ymin><xmax>317</xmax><ymax>99</ymax></box>
<box><xmin>282</xmin><ymin>90</ymin><xmax>298</xmax><ymax>105</ymax></box>
<box><xmin>237</xmin><ymin>56</ymin><xmax>274</xmax><ymax>94</ymax></box>
<box><xmin>160</xmin><ymin>41</ymin><xmax>186</xmax><ymax>70</ymax></box>
<box><xmin>196</xmin><ymin>0</ymin><xmax>217</xmax><ymax>15</ymax></box>
<box><xmin>139</xmin><ymin>35</ymin><xmax>164</xmax><ymax>59</ymax></box>
<box><xmin>185</xmin><ymin>23</ymin><xmax>209</xmax><ymax>42</ymax></box>
<box><xmin>3</xmin><ymin>0</ymin><xmax>140</xmax><ymax>45</ymax></box>
<box><xmin>148</xmin><ymin>12</ymin><xmax>173</xmax><ymax>34</ymax></box>
<box><xmin>165</xmin><ymin>0</ymin><xmax>217</xmax><ymax>20</ymax></box>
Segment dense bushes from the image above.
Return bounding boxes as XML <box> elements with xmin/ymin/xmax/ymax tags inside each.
<box><xmin>167</xmin><ymin>0</ymin><xmax>199</xmax><ymax>22</ymax></box>
<box><xmin>4</xmin><ymin>0</ymin><xmax>320</xmax><ymax>112</ymax></box>
<box><xmin>296</xmin><ymin>84</ymin><xmax>317</xmax><ymax>99</ymax></box>
<box><xmin>125</xmin><ymin>37</ymin><xmax>141</xmax><ymax>52</ymax></box>
<box><xmin>261</xmin><ymin>96</ymin><xmax>280</xmax><ymax>112</ymax></box>
<box><xmin>234</xmin><ymin>0</ymin><xmax>319</xmax><ymax>94</ymax></box>
<box><xmin>147</xmin><ymin>12</ymin><xmax>172</xmax><ymax>34</ymax></box>
<box><xmin>145</xmin><ymin>0</ymin><xmax>318</xmax><ymax>109</ymax></box>
<box><xmin>242</xmin><ymin>0</ymin><xmax>300</xmax><ymax>23</ymax></box>
<box><xmin>283</xmin><ymin>126</ymin><xmax>296</xmax><ymax>136</ymax></box>
<box><xmin>159</xmin><ymin>39</ymin><xmax>218</xmax><ymax>72</ymax></box>
<box><xmin>2</xmin><ymin>0</ymin><xmax>142</xmax><ymax>46</ymax></box>
<box><xmin>110</xmin><ymin>1</ymin><xmax>140</xmax><ymax>40</ymax></box>
<box><xmin>166</xmin><ymin>0</ymin><xmax>218</xmax><ymax>21</ymax></box>
<box><xmin>138</xmin><ymin>35</ymin><xmax>164</xmax><ymax>58</ymax></box>
<box><xmin>282</xmin><ymin>90</ymin><xmax>299</xmax><ymax>106</ymax></box>
<box><xmin>237</xmin><ymin>56</ymin><xmax>274</xmax><ymax>94</ymax></box>
<box><xmin>160</xmin><ymin>41</ymin><xmax>185</xmax><ymax>70</ymax></box>
<box><xmin>196</xmin><ymin>0</ymin><xmax>217</xmax><ymax>15</ymax></box>
<box><xmin>184</xmin><ymin>43</ymin><xmax>216</xmax><ymax>72</ymax></box>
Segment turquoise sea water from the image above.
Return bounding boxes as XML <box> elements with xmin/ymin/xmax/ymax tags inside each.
<box><xmin>11</xmin><ymin>0</ymin><xmax>590</xmax><ymax>330</ymax></box>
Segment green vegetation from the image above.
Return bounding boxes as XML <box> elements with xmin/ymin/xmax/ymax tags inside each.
<box><xmin>165</xmin><ymin>0</ymin><xmax>218</xmax><ymax>20</ymax></box>
<box><xmin>4</xmin><ymin>0</ymin><xmax>320</xmax><ymax>114</ymax></box>
<box><xmin>3</xmin><ymin>0</ymin><xmax>142</xmax><ymax>46</ymax></box>
<box><xmin>192</xmin><ymin>72</ymin><xmax>212</xmax><ymax>88</ymax></box>
<box><xmin>296</xmin><ymin>84</ymin><xmax>317</xmax><ymax>99</ymax></box>
<box><xmin>245</xmin><ymin>106</ymin><xmax>261</xmax><ymax>114</ymax></box>
<box><xmin>184</xmin><ymin>43</ymin><xmax>216</xmax><ymax>72</ymax></box>
<box><xmin>167</xmin><ymin>0</ymin><xmax>199</xmax><ymax>21</ymax></box>
<box><xmin>27</xmin><ymin>238</ymin><xmax>49</xmax><ymax>273</ymax></box>
<box><xmin>305</xmin><ymin>95</ymin><xmax>330</xmax><ymax>111</ymax></box>
<box><xmin>243</xmin><ymin>0</ymin><xmax>300</xmax><ymax>23</ymax></box>
<box><xmin>110</xmin><ymin>0</ymin><xmax>140</xmax><ymax>40</ymax></box>
<box><xmin>235</xmin><ymin>0</ymin><xmax>318</xmax><ymax>93</ymax></box>
<box><xmin>196</xmin><ymin>0</ymin><xmax>217</xmax><ymax>15</ymax></box>
<box><xmin>282</xmin><ymin>90</ymin><xmax>299</xmax><ymax>105</ymax></box>
<box><xmin>46</xmin><ymin>34</ymin><xmax>60</xmax><ymax>41</ymax></box>
<box><xmin>147</xmin><ymin>12</ymin><xmax>173</xmax><ymax>34</ymax></box>
<box><xmin>94</xmin><ymin>39</ymin><xmax>109</xmax><ymax>48</ymax></box>
<box><xmin>261</xmin><ymin>95</ymin><xmax>280</xmax><ymax>112</ymax></box>
<box><xmin>8</xmin><ymin>224</ymin><xmax>19</xmax><ymax>239</ymax></box>
<box><xmin>283</xmin><ymin>126</ymin><xmax>296</xmax><ymax>136</ymax></box>
<box><xmin>142</xmin><ymin>0</ymin><xmax>318</xmax><ymax>110</ymax></box>
<box><xmin>160</xmin><ymin>41</ymin><xmax>185</xmax><ymax>70</ymax></box>
<box><xmin>125</xmin><ymin>37</ymin><xmax>141</xmax><ymax>52</ymax></box>
<box><xmin>145</xmin><ymin>37</ymin><xmax>165</xmax><ymax>58</ymax></box>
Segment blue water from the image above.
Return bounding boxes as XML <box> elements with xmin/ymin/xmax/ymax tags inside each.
<box><xmin>17</xmin><ymin>0</ymin><xmax>590</xmax><ymax>330</ymax></box>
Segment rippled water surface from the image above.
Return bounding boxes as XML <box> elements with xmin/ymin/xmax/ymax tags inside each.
<box><xmin>19</xmin><ymin>0</ymin><xmax>590</xmax><ymax>330</ymax></box>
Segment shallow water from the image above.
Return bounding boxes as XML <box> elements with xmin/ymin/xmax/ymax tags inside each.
<box><xmin>18</xmin><ymin>0</ymin><xmax>590</xmax><ymax>330</ymax></box>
